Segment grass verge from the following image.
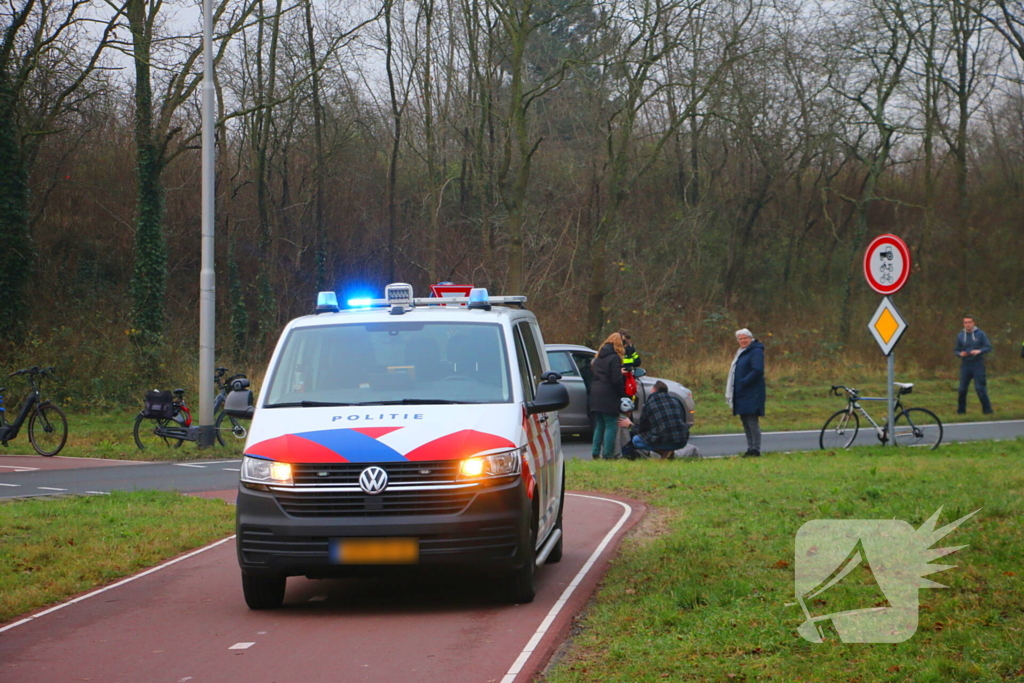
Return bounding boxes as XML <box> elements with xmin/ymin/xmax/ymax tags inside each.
<box><xmin>0</xmin><ymin>491</ymin><xmax>235</xmax><ymax>623</ymax></box>
<box><xmin>1</xmin><ymin>412</ymin><xmax>245</xmax><ymax>461</ymax></box>
<box><xmin>675</xmin><ymin>373</ymin><xmax>1024</xmax><ymax>435</ymax></box>
<box><xmin>549</xmin><ymin>439</ymin><xmax>1024</xmax><ymax>682</ymax></box>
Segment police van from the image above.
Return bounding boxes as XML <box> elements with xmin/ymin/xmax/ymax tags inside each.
<box><xmin>224</xmin><ymin>283</ymin><xmax>569</xmax><ymax>609</ymax></box>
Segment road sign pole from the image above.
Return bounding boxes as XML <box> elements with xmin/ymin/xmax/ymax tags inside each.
<box><xmin>887</xmin><ymin>352</ymin><xmax>895</xmax><ymax>446</ymax></box>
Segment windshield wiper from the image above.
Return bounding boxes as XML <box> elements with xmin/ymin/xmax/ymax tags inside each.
<box><xmin>358</xmin><ymin>399</ymin><xmax>477</xmax><ymax>405</ymax></box>
<box><xmin>264</xmin><ymin>401</ymin><xmax>357</xmax><ymax>408</ymax></box>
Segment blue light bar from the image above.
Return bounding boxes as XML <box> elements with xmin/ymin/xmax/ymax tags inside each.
<box><xmin>316</xmin><ymin>291</ymin><xmax>339</xmax><ymax>313</ymax></box>
<box><xmin>347</xmin><ymin>298</ymin><xmax>373</xmax><ymax>308</ymax></box>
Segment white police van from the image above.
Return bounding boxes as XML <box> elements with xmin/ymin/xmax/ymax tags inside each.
<box><xmin>225</xmin><ymin>283</ymin><xmax>569</xmax><ymax>609</ymax></box>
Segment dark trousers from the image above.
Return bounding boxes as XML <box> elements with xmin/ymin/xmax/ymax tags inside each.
<box><xmin>739</xmin><ymin>414</ymin><xmax>761</xmax><ymax>452</ymax></box>
<box><xmin>958</xmin><ymin>362</ymin><xmax>993</xmax><ymax>413</ymax></box>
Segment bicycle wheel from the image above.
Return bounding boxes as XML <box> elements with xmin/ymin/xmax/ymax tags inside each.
<box><xmin>28</xmin><ymin>404</ymin><xmax>68</xmax><ymax>456</ymax></box>
<box><xmin>892</xmin><ymin>408</ymin><xmax>943</xmax><ymax>450</ymax></box>
<box><xmin>820</xmin><ymin>409</ymin><xmax>859</xmax><ymax>449</ymax></box>
<box><xmin>214</xmin><ymin>410</ymin><xmax>248</xmax><ymax>446</ymax></box>
<box><xmin>133</xmin><ymin>412</ymin><xmax>185</xmax><ymax>450</ymax></box>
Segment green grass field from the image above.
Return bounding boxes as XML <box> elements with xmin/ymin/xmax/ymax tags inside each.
<box><xmin>685</xmin><ymin>373</ymin><xmax>1024</xmax><ymax>435</ymax></box>
<box><xmin>546</xmin><ymin>440</ymin><xmax>1024</xmax><ymax>682</ymax></box>
<box><xmin>0</xmin><ymin>412</ymin><xmax>246</xmax><ymax>461</ymax></box>
<box><xmin>0</xmin><ymin>491</ymin><xmax>235</xmax><ymax>623</ymax></box>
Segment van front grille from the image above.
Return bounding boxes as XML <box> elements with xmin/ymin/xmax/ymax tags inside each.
<box><xmin>272</xmin><ymin>487</ymin><xmax>477</xmax><ymax>517</ymax></box>
<box><xmin>291</xmin><ymin>461</ymin><xmax>460</xmax><ymax>486</ymax></box>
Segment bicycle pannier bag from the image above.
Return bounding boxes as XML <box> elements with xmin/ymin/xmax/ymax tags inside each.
<box><xmin>142</xmin><ymin>390</ymin><xmax>174</xmax><ymax>419</ymax></box>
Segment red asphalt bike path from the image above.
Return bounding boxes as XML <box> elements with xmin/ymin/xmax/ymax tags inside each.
<box><xmin>0</xmin><ymin>491</ymin><xmax>644</xmax><ymax>683</ymax></box>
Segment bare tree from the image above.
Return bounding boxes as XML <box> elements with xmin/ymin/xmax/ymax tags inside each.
<box><xmin>0</xmin><ymin>0</ymin><xmax>119</xmax><ymax>340</ymax></box>
<box><xmin>823</xmin><ymin>0</ymin><xmax>920</xmax><ymax>338</ymax></box>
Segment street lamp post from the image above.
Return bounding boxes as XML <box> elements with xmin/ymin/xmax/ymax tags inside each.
<box><xmin>198</xmin><ymin>0</ymin><xmax>216</xmax><ymax>447</ymax></box>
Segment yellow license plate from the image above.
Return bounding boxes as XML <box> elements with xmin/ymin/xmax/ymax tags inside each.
<box><xmin>332</xmin><ymin>538</ymin><xmax>419</xmax><ymax>565</ymax></box>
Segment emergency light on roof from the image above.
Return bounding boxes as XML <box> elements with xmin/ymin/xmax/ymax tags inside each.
<box><xmin>323</xmin><ymin>283</ymin><xmax>528</xmax><ymax>311</ymax></box>
<box><xmin>316</xmin><ymin>291</ymin><xmax>339</xmax><ymax>313</ymax></box>
<box><xmin>467</xmin><ymin>288</ymin><xmax>491</xmax><ymax>311</ymax></box>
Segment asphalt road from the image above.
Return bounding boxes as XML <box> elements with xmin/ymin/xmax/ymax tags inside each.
<box><xmin>0</xmin><ymin>492</ymin><xmax>643</xmax><ymax>683</ymax></box>
<box><xmin>0</xmin><ymin>419</ymin><xmax>1021</xmax><ymax>498</ymax></box>
<box><xmin>0</xmin><ymin>457</ymin><xmax>242</xmax><ymax>500</ymax></box>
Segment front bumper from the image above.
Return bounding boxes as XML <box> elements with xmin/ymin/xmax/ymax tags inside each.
<box><xmin>236</xmin><ymin>475</ymin><xmax>531</xmax><ymax>578</ymax></box>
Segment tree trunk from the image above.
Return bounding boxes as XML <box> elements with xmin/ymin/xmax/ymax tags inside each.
<box><xmin>0</xmin><ymin>76</ymin><xmax>31</xmax><ymax>341</ymax></box>
<box><xmin>127</xmin><ymin>0</ymin><xmax>167</xmax><ymax>341</ymax></box>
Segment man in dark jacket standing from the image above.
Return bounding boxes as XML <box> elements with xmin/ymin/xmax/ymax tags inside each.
<box><xmin>726</xmin><ymin>328</ymin><xmax>766</xmax><ymax>457</ymax></box>
<box><xmin>955</xmin><ymin>316</ymin><xmax>993</xmax><ymax>415</ymax></box>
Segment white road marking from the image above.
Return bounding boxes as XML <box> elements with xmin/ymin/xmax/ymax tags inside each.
<box><xmin>37</xmin><ymin>487</ymin><xmax>66</xmax><ymax>491</ymax></box>
<box><xmin>0</xmin><ymin>482</ymin><xmax>21</xmax><ymax>487</ymax></box>
<box><xmin>85</xmin><ymin>491</ymin><xmax>110</xmax><ymax>495</ymax></box>
<box><xmin>189</xmin><ymin>460</ymin><xmax>242</xmax><ymax>465</ymax></box>
<box><xmin>0</xmin><ymin>465</ymin><xmax>38</xmax><ymax>471</ymax></box>
<box><xmin>0</xmin><ymin>535</ymin><xmax>236</xmax><ymax>634</ymax></box>
<box><xmin>229</xmin><ymin>642</ymin><xmax>255</xmax><ymax>650</ymax></box>
<box><xmin>501</xmin><ymin>493</ymin><xmax>633</xmax><ymax>683</ymax></box>
<box><xmin>223</xmin><ymin>468</ymin><xmax>240</xmax><ymax>472</ymax></box>
<box><xmin>175</xmin><ymin>464</ymin><xmax>207</xmax><ymax>468</ymax></box>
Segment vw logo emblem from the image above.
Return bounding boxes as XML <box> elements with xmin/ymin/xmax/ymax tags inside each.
<box><xmin>359</xmin><ymin>466</ymin><xmax>388</xmax><ymax>495</ymax></box>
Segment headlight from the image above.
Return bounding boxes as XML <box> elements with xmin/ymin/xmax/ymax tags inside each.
<box><xmin>458</xmin><ymin>450</ymin><xmax>522</xmax><ymax>479</ymax></box>
<box><xmin>241</xmin><ymin>455</ymin><xmax>294</xmax><ymax>486</ymax></box>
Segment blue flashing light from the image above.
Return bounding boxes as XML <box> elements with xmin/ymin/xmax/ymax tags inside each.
<box><xmin>468</xmin><ymin>287</ymin><xmax>491</xmax><ymax>310</ymax></box>
<box><xmin>347</xmin><ymin>298</ymin><xmax>373</xmax><ymax>308</ymax></box>
<box><xmin>316</xmin><ymin>291</ymin><xmax>339</xmax><ymax>313</ymax></box>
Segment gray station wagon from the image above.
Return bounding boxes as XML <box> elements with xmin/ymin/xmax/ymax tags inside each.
<box><xmin>544</xmin><ymin>344</ymin><xmax>696</xmax><ymax>436</ymax></box>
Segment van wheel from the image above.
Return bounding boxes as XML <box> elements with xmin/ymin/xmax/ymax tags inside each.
<box><xmin>546</xmin><ymin>469</ymin><xmax>565</xmax><ymax>564</ymax></box>
<box><xmin>242</xmin><ymin>572</ymin><xmax>286</xmax><ymax>610</ymax></box>
<box><xmin>506</xmin><ymin>501</ymin><xmax>538</xmax><ymax>604</ymax></box>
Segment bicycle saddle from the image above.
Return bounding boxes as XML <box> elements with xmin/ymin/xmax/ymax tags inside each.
<box><xmin>894</xmin><ymin>382</ymin><xmax>913</xmax><ymax>394</ymax></box>
<box><xmin>173</xmin><ymin>388</ymin><xmax>185</xmax><ymax>395</ymax></box>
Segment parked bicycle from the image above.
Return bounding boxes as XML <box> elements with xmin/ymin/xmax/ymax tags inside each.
<box><xmin>0</xmin><ymin>366</ymin><xmax>68</xmax><ymax>456</ymax></box>
<box><xmin>133</xmin><ymin>388</ymin><xmax>191</xmax><ymax>450</ymax></box>
<box><xmin>820</xmin><ymin>383</ymin><xmax>943</xmax><ymax>450</ymax></box>
<box><xmin>214</xmin><ymin>367</ymin><xmax>249</xmax><ymax>446</ymax></box>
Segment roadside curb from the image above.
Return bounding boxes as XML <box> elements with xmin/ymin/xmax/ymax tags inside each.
<box><xmin>509</xmin><ymin>491</ymin><xmax>646</xmax><ymax>683</ymax></box>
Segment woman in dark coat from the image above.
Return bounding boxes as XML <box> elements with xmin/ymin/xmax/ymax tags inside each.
<box><xmin>726</xmin><ymin>328</ymin><xmax>765</xmax><ymax>457</ymax></box>
<box><xmin>590</xmin><ymin>332</ymin><xmax>625</xmax><ymax>459</ymax></box>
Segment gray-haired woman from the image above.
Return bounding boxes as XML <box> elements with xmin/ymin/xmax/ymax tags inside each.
<box><xmin>726</xmin><ymin>328</ymin><xmax>766</xmax><ymax>457</ymax></box>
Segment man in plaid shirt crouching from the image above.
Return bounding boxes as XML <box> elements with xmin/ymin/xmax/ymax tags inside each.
<box><xmin>618</xmin><ymin>381</ymin><xmax>690</xmax><ymax>459</ymax></box>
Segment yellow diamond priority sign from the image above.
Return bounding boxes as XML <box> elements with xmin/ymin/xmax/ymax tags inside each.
<box><xmin>868</xmin><ymin>297</ymin><xmax>907</xmax><ymax>356</ymax></box>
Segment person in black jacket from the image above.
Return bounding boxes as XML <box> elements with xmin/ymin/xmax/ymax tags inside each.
<box><xmin>590</xmin><ymin>332</ymin><xmax>625</xmax><ymax>459</ymax></box>
<box><xmin>618</xmin><ymin>381</ymin><xmax>690</xmax><ymax>459</ymax></box>
<box><xmin>725</xmin><ymin>328</ymin><xmax>765</xmax><ymax>457</ymax></box>
<box><xmin>955</xmin><ymin>316</ymin><xmax>993</xmax><ymax>415</ymax></box>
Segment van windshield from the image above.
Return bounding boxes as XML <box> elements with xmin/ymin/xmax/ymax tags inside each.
<box><xmin>264</xmin><ymin>321</ymin><xmax>512</xmax><ymax>406</ymax></box>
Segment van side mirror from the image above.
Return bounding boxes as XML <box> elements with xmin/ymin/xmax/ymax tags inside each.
<box><xmin>633</xmin><ymin>368</ymin><xmax>646</xmax><ymax>378</ymax></box>
<box><xmin>224</xmin><ymin>388</ymin><xmax>255</xmax><ymax>419</ymax></box>
<box><xmin>527</xmin><ymin>375</ymin><xmax>569</xmax><ymax>415</ymax></box>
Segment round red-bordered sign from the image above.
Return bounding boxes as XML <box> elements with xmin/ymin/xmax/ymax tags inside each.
<box><xmin>864</xmin><ymin>234</ymin><xmax>911</xmax><ymax>295</ymax></box>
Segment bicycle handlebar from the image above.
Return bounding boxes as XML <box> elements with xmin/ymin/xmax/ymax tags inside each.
<box><xmin>9</xmin><ymin>366</ymin><xmax>54</xmax><ymax>378</ymax></box>
<box><xmin>831</xmin><ymin>384</ymin><xmax>857</xmax><ymax>398</ymax></box>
